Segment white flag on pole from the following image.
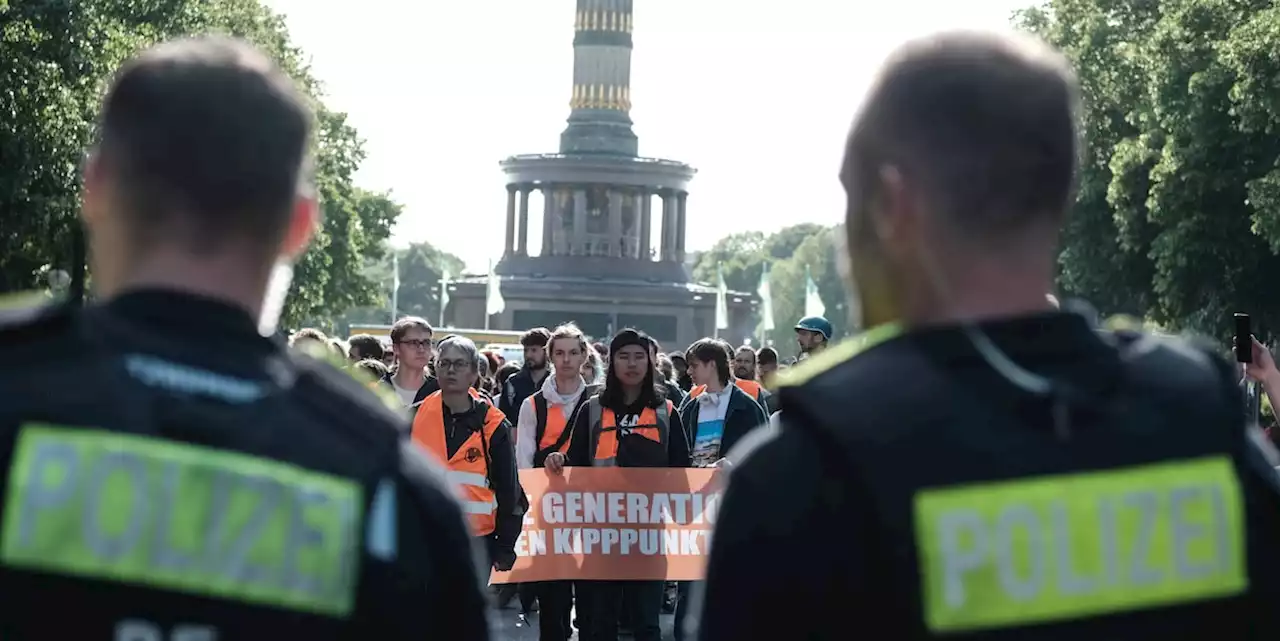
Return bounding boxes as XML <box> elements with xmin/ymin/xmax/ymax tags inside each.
<box><xmin>486</xmin><ymin>260</ymin><xmax>505</xmax><ymax>316</ymax></box>
<box><xmin>804</xmin><ymin>264</ymin><xmax>825</xmax><ymax>318</ymax></box>
<box><xmin>757</xmin><ymin>263</ymin><xmax>775</xmax><ymax>332</ymax></box>
<box><xmin>438</xmin><ymin>276</ymin><xmax>450</xmax><ymax>327</ymax></box>
<box><xmin>715</xmin><ymin>264</ymin><xmax>729</xmax><ymax>331</ymax></box>
<box><xmin>390</xmin><ymin>252</ymin><xmax>400</xmax><ymax>322</ymax></box>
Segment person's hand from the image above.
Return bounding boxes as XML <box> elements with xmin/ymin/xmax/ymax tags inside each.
<box><xmin>1245</xmin><ymin>336</ymin><xmax>1279</xmax><ymax>384</ymax></box>
<box><xmin>493</xmin><ymin>550</ymin><xmax>516</xmax><ymax>572</ymax></box>
<box><xmin>545</xmin><ymin>451</ymin><xmax>566</xmax><ymax>475</ymax></box>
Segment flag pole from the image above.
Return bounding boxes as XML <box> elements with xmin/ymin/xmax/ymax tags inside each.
<box><xmin>484</xmin><ymin>260</ymin><xmax>491</xmax><ymax>331</ymax></box>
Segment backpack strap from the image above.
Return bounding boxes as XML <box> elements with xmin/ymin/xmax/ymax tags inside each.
<box><xmin>533</xmin><ymin>392</ymin><xmax>549</xmax><ymax>446</ymax></box>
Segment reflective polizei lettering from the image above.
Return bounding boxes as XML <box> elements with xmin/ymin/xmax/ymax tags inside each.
<box><xmin>1</xmin><ymin>424</ymin><xmax>364</xmax><ymax>618</ymax></box>
<box><xmin>915</xmin><ymin>456</ymin><xmax>1247</xmax><ymax>633</ymax></box>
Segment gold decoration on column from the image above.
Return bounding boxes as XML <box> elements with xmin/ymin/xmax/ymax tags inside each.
<box><xmin>605</xmin><ymin>85</ymin><xmax>616</xmax><ymax>109</ymax></box>
<box><xmin>609</xmin><ymin>11</ymin><xmax>618</xmax><ymax>31</ymax></box>
<box><xmin>625</xmin><ymin>13</ymin><xmax>633</xmax><ymax>33</ymax></box>
<box><xmin>621</xmin><ymin>86</ymin><xmax>631</xmax><ymax>110</ymax></box>
<box><xmin>575</xmin><ymin>10</ymin><xmax>583</xmax><ymax>31</ymax></box>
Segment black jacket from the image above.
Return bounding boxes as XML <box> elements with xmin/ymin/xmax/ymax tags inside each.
<box><xmin>698</xmin><ymin>312</ymin><xmax>1280</xmax><ymax>641</ymax></box>
<box><xmin>566</xmin><ymin>393</ymin><xmax>691</xmax><ymax>468</ymax></box>
<box><xmin>440</xmin><ymin>394</ymin><xmax>523</xmax><ymax>566</ymax></box>
<box><xmin>677</xmin><ymin>383</ymin><xmax>767</xmax><ymax>464</ymax></box>
<box><xmin>498</xmin><ymin>364</ymin><xmax>549</xmax><ymax>423</ymax></box>
<box><xmin>0</xmin><ymin>290</ymin><xmax>489</xmax><ymax>640</ymax></box>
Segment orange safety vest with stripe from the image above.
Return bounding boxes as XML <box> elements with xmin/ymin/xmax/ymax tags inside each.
<box><xmin>531</xmin><ymin>383</ymin><xmax>600</xmax><ymax>467</ymax></box>
<box><xmin>410</xmin><ymin>391</ymin><xmax>503</xmax><ymax>536</ymax></box>
<box><xmin>689</xmin><ymin>379</ymin><xmax>764</xmax><ymax>402</ymax></box>
<box><xmin>585</xmin><ymin>396</ymin><xmax>674</xmax><ymax>466</ymax></box>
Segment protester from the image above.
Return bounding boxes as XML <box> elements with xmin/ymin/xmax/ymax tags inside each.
<box><xmin>382</xmin><ymin>316</ymin><xmax>439</xmax><ymax>408</ymax></box>
<box><xmin>501</xmin><ymin>327</ymin><xmax>552</xmax><ymax>419</ymax></box>
<box><xmin>557</xmin><ymin>328</ymin><xmax>690</xmax><ymax>641</ymax></box>
<box><xmin>410</xmin><ymin>335</ymin><xmax>523</xmax><ymax>573</ymax></box>
<box><xmin>516</xmin><ymin>323</ymin><xmax>599</xmax><ymax>640</ymax></box>
<box><xmin>674</xmin><ymin>339</ymin><xmax>766</xmax><ymax>639</ymax></box>
<box><xmin>348</xmin><ymin>332</ymin><xmax>385</xmax><ymax>362</ymax></box>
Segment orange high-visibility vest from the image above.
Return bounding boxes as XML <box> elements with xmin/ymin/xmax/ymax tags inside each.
<box><xmin>410</xmin><ymin>391</ymin><xmax>503</xmax><ymax>536</ymax></box>
<box><xmin>690</xmin><ymin>379</ymin><xmax>763</xmax><ymax>402</ymax></box>
<box><xmin>585</xmin><ymin>397</ymin><xmax>674</xmax><ymax>466</ymax></box>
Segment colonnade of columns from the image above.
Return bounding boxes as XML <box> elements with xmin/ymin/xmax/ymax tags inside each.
<box><xmin>502</xmin><ymin>183</ymin><xmax>688</xmax><ymax>262</ymax></box>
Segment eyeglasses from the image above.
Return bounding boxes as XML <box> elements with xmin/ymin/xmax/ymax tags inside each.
<box><xmin>396</xmin><ymin>339</ymin><xmax>432</xmax><ymax>350</ymax></box>
<box><xmin>436</xmin><ymin>359</ymin><xmax>472</xmax><ymax>372</ymax></box>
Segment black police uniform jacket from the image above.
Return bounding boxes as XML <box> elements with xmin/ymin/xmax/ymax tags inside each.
<box><xmin>697</xmin><ymin>312</ymin><xmax>1280</xmax><ymax>641</ymax></box>
<box><xmin>0</xmin><ymin>291</ymin><xmax>491</xmax><ymax>640</ymax></box>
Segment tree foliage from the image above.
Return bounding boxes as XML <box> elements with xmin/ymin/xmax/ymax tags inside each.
<box><xmin>0</xmin><ymin>0</ymin><xmax>399</xmax><ymax>325</ymax></box>
<box><xmin>1020</xmin><ymin>0</ymin><xmax>1280</xmax><ymax>338</ymax></box>
<box><xmin>694</xmin><ymin>224</ymin><xmax>844</xmax><ymax>359</ymax></box>
<box><xmin>331</xmin><ymin>241</ymin><xmax>465</xmax><ymax>334</ymax></box>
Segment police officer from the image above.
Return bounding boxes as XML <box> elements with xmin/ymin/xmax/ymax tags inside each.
<box><xmin>0</xmin><ymin>37</ymin><xmax>489</xmax><ymax>640</ymax></box>
<box><xmin>793</xmin><ymin>315</ymin><xmax>832</xmax><ymax>359</ymax></box>
<box><xmin>697</xmin><ymin>30</ymin><xmax>1280</xmax><ymax>640</ymax></box>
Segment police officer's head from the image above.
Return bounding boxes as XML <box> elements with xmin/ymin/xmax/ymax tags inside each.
<box><xmin>83</xmin><ymin>36</ymin><xmax>314</xmax><ymax>307</ymax></box>
<box><xmin>840</xmin><ymin>30</ymin><xmax>1078</xmax><ymax>328</ymax></box>
<box><xmin>435</xmin><ymin>335</ymin><xmax>481</xmax><ymax>395</ymax></box>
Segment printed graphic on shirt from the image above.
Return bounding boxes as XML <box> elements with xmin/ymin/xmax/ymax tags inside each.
<box><xmin>616</xmin><ymin>413</ymin><xmax>641</xmax><ymax>437</ymax></box>
<box><xmin>691</xmin><ymin>419</ymin><xmax>724</xmax><ymax>468</ymax></box>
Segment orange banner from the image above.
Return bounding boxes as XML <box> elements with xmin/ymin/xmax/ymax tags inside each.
<box><xmin>490</xmin><ymin>467</ymin><xmax>725</xmax><ymax>584</ymax></box>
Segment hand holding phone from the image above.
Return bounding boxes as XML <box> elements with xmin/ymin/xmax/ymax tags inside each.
<box><xmin>1235</xmin><ymin>313</ymin><xmax>1252</xmax><ymax>364</ymax></box>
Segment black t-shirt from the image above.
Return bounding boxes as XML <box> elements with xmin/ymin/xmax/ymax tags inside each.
<box><xmin>566</xmin><ymin>393</ymin><xmax>690</xmax><ymax>468</ymax></box>
<box><xmin>0</xmin><ymin>290</ymin><xmax>490</xmax><ymax>640</ymax></box>
<box><xmin>697</xmin><ymin>312</ymin><xmax>1280</xmax><ymax>640</ymax></box>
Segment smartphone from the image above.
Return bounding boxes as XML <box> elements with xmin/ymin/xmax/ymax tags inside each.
<box><xmin>1235</xmin><ymin>313</ymin><xmax>1252</xmax><ymax>364</ymax></box>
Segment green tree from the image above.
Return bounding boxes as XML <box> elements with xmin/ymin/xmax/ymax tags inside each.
<box><xmin>0</xmin><ymin>0</ymin><xmax>399</xmax><ymax>328</ymax></box>
<box><xmin>691</xmin><ymin>231</ymin><xmax>768</xmax><ymax>293</ymax></box>
<box><xmin>1021</xmin><ymin>0</ymin><xmax>1280</xmax><ymax>338</ymax></box>
<box><xmin>333</xmin><ymin>241</ymin><xmax>465</xmax><ymax>335</ymax></box>
<box><xmin>697</xmin><ymin>224</ymin><xmax>843</xmax><ymax>360</ymax></box>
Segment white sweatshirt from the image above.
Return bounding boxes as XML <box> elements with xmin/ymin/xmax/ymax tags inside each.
<box><xmin>516</xmin><ymin>375</ymin><xmax>589</xmax><ymax>469</ymax></box>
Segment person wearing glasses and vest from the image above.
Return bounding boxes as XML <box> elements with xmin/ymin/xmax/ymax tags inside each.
<box><xmin>515</xmin><ymin>323</ymin><xmax>599</xmax><ymax>641</ymax></box>
<box><xmin>411</xmin><ymin>335</ymin><xmax>523</xmax><ymax>572</ymax></box>
<box><xmin>553</xmin><ymin>328</ymin><xmax>690</xmax><ymax>641</ymax></box>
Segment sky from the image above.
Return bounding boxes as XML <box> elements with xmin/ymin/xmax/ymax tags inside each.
<box><xmin>263</xmin><ymin>0</ymin><xmax>1030</xmax><ymax>274</ymax></box>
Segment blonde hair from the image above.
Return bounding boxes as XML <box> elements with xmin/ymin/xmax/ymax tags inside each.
<box><xmin>549</xmin><ymin>323</ymin><xmax>589</xmax><ymax>355</ymax></box>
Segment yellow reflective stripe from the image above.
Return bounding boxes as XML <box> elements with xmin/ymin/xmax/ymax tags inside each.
<box><xmin>776</xmin><ymin>322</ymin><xmax>903</xmax><ymax>388</ymax></box>
<box><xmin>1</xmin><ymin>424</ymin><xmax>364</xmax><ymax>618</ymax></box>
<box><xmin>914</xmin><ymin>456</ymin><xmax>1247</xmax><ymax>633</ymax></box>
<box><xmin>460</xmin><ymin>499</ymin><xmax>499</xmax><ymax>515</ymax></box>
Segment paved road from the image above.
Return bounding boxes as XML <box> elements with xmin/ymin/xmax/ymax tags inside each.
<box><xmin>491</xmin><ymin>598</ymin><xmax>677</xmax><ymax>640</ymax></box>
